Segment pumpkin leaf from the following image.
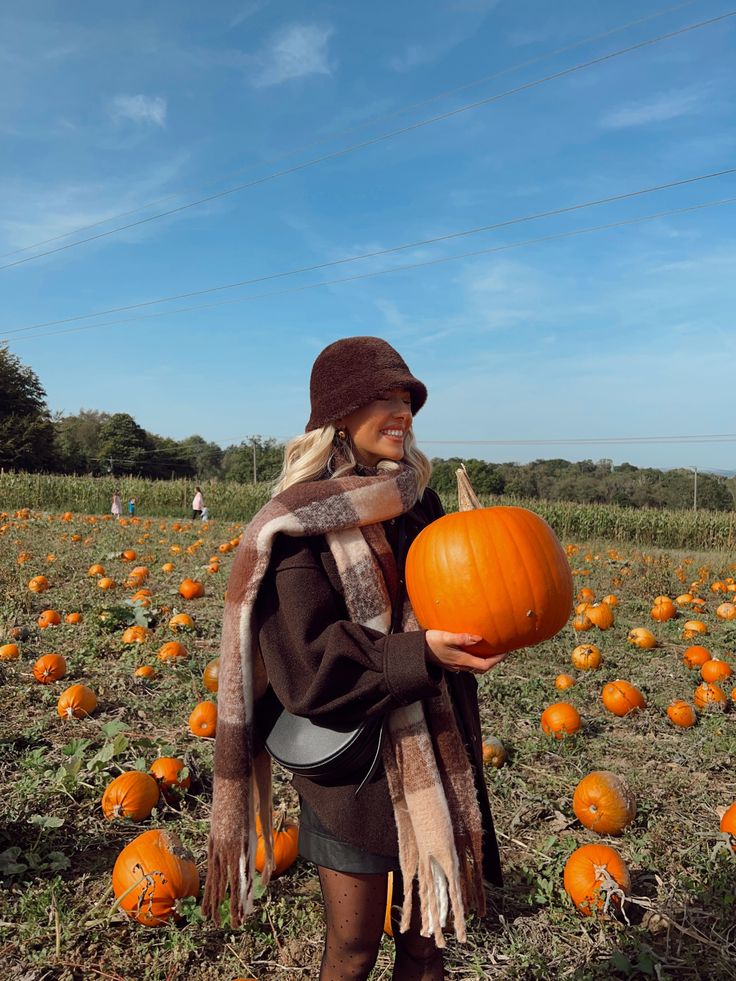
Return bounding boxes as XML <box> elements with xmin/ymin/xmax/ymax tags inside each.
<box><xmin>29</xmin><ymin>814</ymin><xmax>64</xmax><ymax>829</ymax></box>
<box><xmin>0</xmin><ymin>847</ymin><xmax>28</xmax><ymax>875</ymax></box>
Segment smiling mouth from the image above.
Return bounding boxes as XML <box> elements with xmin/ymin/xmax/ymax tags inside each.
<box><xmin>381</xmin><ymin>429</ymin><xmax>405</xmax><ymax>440</ymax></box>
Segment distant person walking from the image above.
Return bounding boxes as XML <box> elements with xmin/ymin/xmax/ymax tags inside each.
<box><xmin>192</xmin><ymin>487</ymin><xmax>204</xmax><ymax>520</ymax></box>
<box><xmin>111</xmin><ymin>490</ymin><xmax>122</xmax><ymax>520</ymax></box>
<box><xmin>128</xmin><ymin>497</ymin><xmax>136</xmax><ymax>517</ymax></box>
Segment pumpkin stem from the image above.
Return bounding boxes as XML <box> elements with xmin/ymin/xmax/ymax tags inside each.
<box><xmin>456</xmin><ymin>465</ymin><xmax>481</xmax><ymax>512</ymax></box>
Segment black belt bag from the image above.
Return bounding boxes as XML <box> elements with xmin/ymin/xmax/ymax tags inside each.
<box><xmin>264</xmin><ymin>518</ymin><xmax>407</xmax><ymax>797</ymax></box>
<box><xmin>264</xmin><ymin>710</ymin><xmax>385</xmax><ymax>796</ymax></box>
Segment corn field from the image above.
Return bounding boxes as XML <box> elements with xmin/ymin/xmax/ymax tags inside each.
<box><xmin>2</xmin><ymin>471</ymin><xmax>735</xmax><ymax>548</ymax></box>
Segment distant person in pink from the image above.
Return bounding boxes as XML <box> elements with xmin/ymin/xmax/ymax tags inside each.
<box><xmin>111</xmin><ymin>491</ymin><xmax>122</xmax><ymax>519</ymax></box>
<box><xmin>192</xmin><ymin>487</ymin><xmax>204</xmax><ymax>520</ymax></box>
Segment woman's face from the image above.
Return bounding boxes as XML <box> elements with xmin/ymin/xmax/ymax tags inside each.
<box><xmin>340</xmin><ymin>389</ymin><xmax>413</xmax><ymax>467</ymax></box>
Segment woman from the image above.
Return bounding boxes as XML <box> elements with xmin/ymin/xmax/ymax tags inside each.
<box><xmin>111</xmin><ymin>490</ymin><xmax>122</xmax><ymax>520</ymax></box>
<box><xmin>205</xmin><ymin>337</ymin><xmax>503</xmax><ymax>981</ymax></box>
<box><xmin>192</xmin><ymin>486</ymin><xmax>204</xmax><ymax>520</ymax></box>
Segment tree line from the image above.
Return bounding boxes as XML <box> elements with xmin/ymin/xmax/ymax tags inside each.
<box><xmin>2</xmin><ymin>345</ymin><xmax>734</xmax><ymax>510</ymax></box>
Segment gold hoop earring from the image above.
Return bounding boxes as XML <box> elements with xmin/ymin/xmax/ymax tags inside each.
<box><xmin>337</xmin><ymin>429</ymin><xmax>347</xmax><ymax>440</ymax></box>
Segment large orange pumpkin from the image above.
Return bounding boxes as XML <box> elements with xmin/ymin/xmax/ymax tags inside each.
<box><xmin>112</xmin><ymin>829</ymin><xmax>199</xmax><ymax>926</ymax></box>
<box><xmin>57</xmin><ymin>684</ymin><xmax>97</xmax><ymax>719</ymax></box>
<box><xmin>102</xmin><ymin>772</ymin><xmax>160</xmax><ymax>821</ymax></box>
<box><xmin>563</xmin><ymin>843</ymin><xmax>631</xmax><ymax>916</ymax></box>
<box><xmin>716</xmin><ymin>602</ymin><xmax>736</xmax><ymax>621</ymax></box>
<box><xmin>540</xmin><ymin>702</ymin><xmax>581</xmax><ymax>738</ymax></box>
<box><xmin>601</xmin><ymin>681</ymin><xmax>646</xmax><ymax>717</ymax></box>
<box><xmin>405</xmin><ymin>507</ymin><xmax>573</xmax><ymax>657</ymax></box>
<box><xmin>572</xmin><ymin>771</ymin><xmax>637</xmax><ymax>835</ymax></box>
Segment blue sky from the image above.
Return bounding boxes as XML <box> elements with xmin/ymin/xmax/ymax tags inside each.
<box><xmin>2</xmin><ymin>0</ymin><xmax>735</xmax><ymax>470</ymax></box>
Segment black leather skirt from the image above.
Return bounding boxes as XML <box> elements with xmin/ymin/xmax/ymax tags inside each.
<box><xmin>299</xmin><ymin>797</ymin><xmax>400</xmax><ymax>874</ymax></box>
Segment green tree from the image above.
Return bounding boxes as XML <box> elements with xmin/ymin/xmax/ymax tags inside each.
<box><xmin>180</xmin><ymin>435</ymin><xmax>224</xmax><ymax>479</ymax></box>
<box><xmin>0</xmin><ymin>346</ymin><xmax>59</xmax><ymax>471</ymax></box>
<box><xmin>54</xmin><ymin>409</ymin><xmax>111</xmax><ymax>472</ymax></box>
<box><xmin>97</xmin><ymin>413</ymin><xmax>150</xmax><ymax>474</ymax></box>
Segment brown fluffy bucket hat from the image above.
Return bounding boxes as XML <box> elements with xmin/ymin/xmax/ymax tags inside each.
<box><xmin>306</xmin><ymin>336</ymin><xmax>427</xmax><ymax>432</ymax></box>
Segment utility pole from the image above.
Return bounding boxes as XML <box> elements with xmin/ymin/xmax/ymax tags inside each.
<box><xmin>686</xmin><ymin>466</ymin><xmax>697</xmax><ymax>512</ymax></box>
<box><xmin>247</xmin><ymin>435</ymin><xmax>260</xmax><ymax>485</ymax></box>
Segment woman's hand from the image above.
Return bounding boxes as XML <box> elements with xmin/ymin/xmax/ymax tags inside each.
<box><xmin>425</xmin><ymin>630</ymin><xmax>508</xmax><ymax>675</ymax></box>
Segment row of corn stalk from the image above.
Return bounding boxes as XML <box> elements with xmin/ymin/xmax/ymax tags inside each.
<box><xmin>2</xmin><ymin>472</ymin><xmax>735</xmax><ymax>547</ymax></box>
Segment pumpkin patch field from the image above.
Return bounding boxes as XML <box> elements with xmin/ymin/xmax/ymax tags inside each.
<box><xmin>1</xmin><ymin>507</ymin><xmax>735</xmax><ymax>980</ymax></box>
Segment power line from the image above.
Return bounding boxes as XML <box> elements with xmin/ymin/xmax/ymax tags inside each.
<box><xmin>2</xmin><ymin>8</ymin><xmax>733</xmax><ymax>273</ymax></box>
<box><xmin>5</xmin><ymin>195</ymin><xmax>733</xmax><ymax>344</ymax></box>
<box><xmin>420</xmin><ymin>435</ymin><xmax>736</xmax><ymax>445</ymax></box>
<box><xmin>4</xmin><ymin>165</ymin><xmax>734</xmax><ymax>337</ymax></box>
<box><xmin>0</xmin><ymin>0</ymin><xmax>703</xmax><ymax>264</ymax></box>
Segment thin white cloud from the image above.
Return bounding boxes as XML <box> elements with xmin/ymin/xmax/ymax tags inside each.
<box><xmin>229</xmin><ymin>1</ymin><xmax>269</xmax><ymax>28</ymax></box>
<box><xmin>389</xmin><ymin>0</ymin><xmax>498</xmax><ymax>72</ymax></box>
<box><xmin>600</xmin><ymin>89</ymin><xmax>702</xmax><ymax>130</ymax></box>
<box><xmin>109</xmin><ymin>94</ymin><xmax>167</xmax><ymax>127</ymax></box>
<box><xmin>249</xmin><ymin>23</ymin><xmax>334</xmax><ymax>88</ymax></box>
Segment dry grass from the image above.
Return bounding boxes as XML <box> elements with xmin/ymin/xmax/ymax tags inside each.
<box><xmin>0</xmin><ymin>510</ymin><xmax>734</xmax><ymax>980</ymax></box>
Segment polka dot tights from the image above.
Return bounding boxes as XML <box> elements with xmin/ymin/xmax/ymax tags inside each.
<box><xmin>317</xmin><ymin>866</ymin><xmax>444</xmax><ymax>981</ymax></box>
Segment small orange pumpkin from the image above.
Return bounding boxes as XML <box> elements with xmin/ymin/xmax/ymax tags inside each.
<box><xmin>178</xmin><ymin>578</ymin><xmax>205</xmax><ymax>600</ymax></box>
<box><xmin>188</xmin><ymin>701</ymin><xmax>217</xmax><ymax>738</ymax></box>
<box><xmin>563</xmin><ymin>843</ymin><xmax>631</xmax><ymax>916</ymax></box>
<box><xmin>32</xmin><ymin>653</ymin><xmax>67</xmax><ymax>684</ymax></box>
<box><xmin>683</xmin><ymin>645</ymin><xmax>710</xmax><ymax>669</ymax></box>
<box><xmin>572</xmin><ymin>771</ymin><xmax>637</xmax><ymax>836</ymax></box>
<box><xmin>555</xmin><ymin>673</ymin><xmax>576</xmax><ymax>691</ymax></box>
<box><xmin>571</xmin><ymin>644</ymin><xmax>602</xmax><ymax>671</ymax></box>
<box><xmin>122</xmin><ymin>625</ymin><xmax>150</xmax><ymax>645</ymax></box>
<box><xmin>481</xmin><ymin>737</ymin><xmax>507</xmax><ymax>768</ymax></box>
<box><xmin>87</xmin><ymin>564</ymin><xmax>105</xmax><ymax>577</ymax></box>
<box><xmin>157</xmin><ymin>641</ymin><xmax>188</xmax><ymax>662</ymax></box>
<box><xmin>0</xmin><ymin>643</ymin><xmax>20</xmax><ymax>661</ymax></box>
<box><xmin>169</xmin><ymin>613</ymin><xmax>195</xmax><ymax>632</ymax></box>
<box><xmin>134</xmin><ymin>665</ymin><xmax>157</xmax><ymax>679</ymax></box>
<box><xmin>627</xmin><ymin>628</ymin><xmax>656</xmax><ymax>650</ymax></box>
<box><xmin>64</xmin><ymin>611</ymin><xmax>83</xmax><ymax>624</ymax></box>
<box><xmin>584</xmin><ymin>603</ymin><xmax>614</xmax><ymax>631</ymax></box>
<box><xmin>202</xmin><ymin>657</ymin><xmax>220</xmax><ymax>692</ymax></box>
<box><xmin>28</xmin><ymin>575</ymin><xmax>50</xmax><ymax>593</ymax></box>
<box><xmin>682</xmin><ymin>619</ymin><xmax>708</xmax><ymax>640</ymax></box>
<box><xmin>651</xmin><ymin>597</ymin><xmax>677</xmax><ymax>622</ymax></box>
<box><xmin>700</xmin><ymin>659</ymin><xmax>733</xmax><ymax>684</ymax></box>
<box><xmin>149</xmin><ymin>757</ymin><xmax>191</xmax><ymax>799</ymax></box>
<box><xmin>694</xmin><ymin>682</ymin><xmax>727</xmax><ymax>712</ymax></box>
<box><xmin>102</xmin><ymin>772</ymin><xmax>160</xmax><ymax>821</ymax></box>
<box><xmin>57</xmin><ymin>684</ymin><xmax>97</xmax><ymax>719</ymax></box>
<box><xmin>97</xmin><ymin>576</ymin><xmax>116</xmax><ymax>591</ymax></box>
<box><xmin>572</xmin><ymin>612</ymin><xmax>594</xmax><ymax>632</ymax></box>
<box><xmin>254</xmin><ymin>808</ymin><xmax>299</xmax><ymax>877</ymax></box>
<box><xmin>601</xmin><ymin>681</ymin><xmax>646</xmax><ymax>717</ymax></box>
<box><xmin>37</xmin><ymin>609</ymin><xmax>61</xmax><ymax>629</ymax></box>
<box><xmin>540</xmin><ymin>702</ymin><xmax>581</xmax><ymax>739</ymax></box>
<box><xmin>666</xmin><ymin>699</ymin><xmax>696</xmax><ymax>728</ymax></box>
<box><xmin>716</xmin><ymin>602</ymin><xmax>736</xmax><ymax>621</ymax></box>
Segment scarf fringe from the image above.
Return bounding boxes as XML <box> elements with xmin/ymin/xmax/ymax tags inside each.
<box><xmin>202</xmin><ymin>832</ymin><xmax>250</xmax><ymax>928</ymax></box>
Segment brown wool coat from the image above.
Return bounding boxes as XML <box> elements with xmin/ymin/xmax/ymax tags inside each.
<box><xmin>254</xmin><ymin>487</ymin><xmax>503</xmax><ymax>887</ymax></box>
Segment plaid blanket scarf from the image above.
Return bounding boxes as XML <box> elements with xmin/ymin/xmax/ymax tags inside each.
<box><xmin>202</xmin><ymin>463</ymin><xmax>485</xmax><ymax>946</ymax></box>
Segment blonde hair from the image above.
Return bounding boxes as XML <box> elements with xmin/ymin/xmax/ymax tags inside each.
<box><xmin>272</xmin><ymin>423</ymin><xmax>432</xmax><ymax>499</ymax></box>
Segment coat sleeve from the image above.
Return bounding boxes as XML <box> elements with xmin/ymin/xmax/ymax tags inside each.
<box><xmin>255</xmin><ymin>534</ymin><xmax>443</xmax><ymax>729</ymax></box>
